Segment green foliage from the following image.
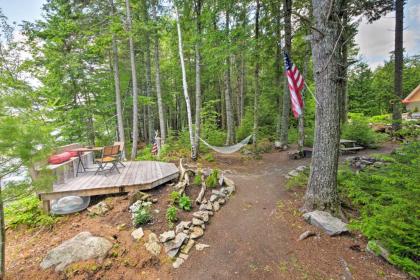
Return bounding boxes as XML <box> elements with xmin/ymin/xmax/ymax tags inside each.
<box><xmin>193</xmin><ymin>172</ymin><xmax>202</xmax><ymax>185</ymax></box>
<box><xmin>178</xmin><ymin>194</ymin><xmax>192</xmax><ymax>211</ymax></box>
<box><xmin>341</xmin><ymin>113</ymin><xmax>385</xmax><ymax>148</ymax></box>
<box><xmin>169</xmin><ymin>191</ymin><xmax>181</xmax><ymax>204</ymax></box>
<box><xmin>133</xmin><ymin>205</ymin><xmax>152</xmax><ymax>227</ymax></box>
<box><xmin>368</xmin><ymin>114</ymin><xmax>392</xmax><ymax>124</ymax></box>
<box><xmin>205</xmin><ymin>169</ymin><xmax>219</xmax><ymax>188</ymax></box>
<box><xmin>338</xmin><ymin>142</ymin><xmax>420</xmax><ymax>277</ymax></box>
<box><xmin>5</xmin><ymin>196</ymin><xmax>57</xmax><ymax>228</ymax></box>
<box><xmin>395</xmin><ymin>120</ymin><xmax>420</xmax><ymax>140</ymax></box>
<box><xmin>202</xmin><ymin>153</ymin><xmax>215</xmax><ymax>162</ymax></box>
<box><xmin>285</xmin><ymin>171</ymin><xmax>309</xmax><ymax>190</ymax></box>
<box><xmin>166</xmin><ymin>206</ymin><xmax>178</xmax><ymax>223</ymax></box>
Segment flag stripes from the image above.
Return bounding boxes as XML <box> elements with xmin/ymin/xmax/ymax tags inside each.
<box><xmin>284</xmin><ymin>52</ymin><xmax>305</xmax><ymax>118</ymax></box>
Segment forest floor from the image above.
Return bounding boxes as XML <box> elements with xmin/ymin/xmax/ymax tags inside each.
<box><xmin>5</xmin><ymin>143</ymin><xmax>410</xmax><ymax>280</ymax></box>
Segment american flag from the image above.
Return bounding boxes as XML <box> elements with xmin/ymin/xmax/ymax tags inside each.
<box><xmin>284</xmin><ymin>52</ymin><xmax>304</xmax><ymax>118</ymax></box>
<box><xmin>151</xmin><ymin>140</ymin><xmax>158</xmax><ymax>155</ymax></box>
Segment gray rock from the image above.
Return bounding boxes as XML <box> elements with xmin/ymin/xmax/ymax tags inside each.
<box><xmin>366</xmin><ymin>240</ymin><xmax>391</xmax><ymax>263</ymax></box>
<box><xmin>179</xmin><ymin>253</ymin><xmax>189</xmax><ymax>260</ymax></box>
<box><xmin>164</xmin><ymin>232</ymin><xmax>188</xmax><ymax>258</ymax></box>
<box><xmin>303</xmin><ymin>211</ymin><xmax>348</xmax><ymax>236</ymax></box>
<box><xmin>175</xmin><ymin>221</ymin><xmax>191</xmax><ymax>234</ymax></box>
<box><xmin>288</xmin><ymin>170</ymin><xmax>300</xmax><ymax>177</ymax></box>
<box><xmin>87</xmin><ymin>201</ymin><xmax>112</xmax><ymax>216</ymax></box>
<box><xmin>131</xmin><ymin>228</ymin><xmax>144</xmax><ymax>240</ymax></box>
<box><xmin>40</xmin><ymin>232</ymin><xmax>112</xmax><ymax>272</ymax></box>
<box><xmin>218</xmin><ymin>198</ymin><xmax>226</xmax><ymax>205</ymax></box>
<box><xmin>160</xmin><ymin>230</ymin><xmax>175</xmax><ymax>243</ymax></box>
<box><xmin>295</xmin><ymin>165</ymin><xmax>307</xmax><ymax>172</ymax></box>
<box><xmin>298</xmin><ymin>230</ymin><xmax>316</xmax><ymax>241</ymax></box>
<box><xmin>192</xmin><ymin>211</ymin><xmax>209</xmax><ymax>222</ymax></box>
<box><xmin>145</xmin><ymin>233</ymin><xmax>161</xmax><ymax>256</ymax></box>
<box><xmin>180</xmin><ymin>239</ymin><xmax>195</xmax><ymax>254</ymax></box>
<box><xmin>225</xmin><ymin>186</ymin><xmax>235</xmax><ymax>195</ymax></box>
<box><xmin>213</xmin><ymin>201</ymin><xmax>220</xmax><ymax>212</ymax></box>
<box><xmin>190</xmin><ymin>226</ymin><xmax>204</xmax><ymax>239</ymax></box>
<box><xmin>209</xmin><ymin>194</ymin><xmax>218</xmax><ymax>203</ymax></box>
<box><xmin>199</xmin><ymin>201</ymin><xmax>213</xmax><ymax>211</ymax></box>
<box><xmin>212</xmin><ymin>189</ymin><xmax>226</xmax><ymax>198</ymax></box>
<box><xmin>195</xmin><ymin>243</ymin><xmax>210</xmax><ymax>251</ymax></box>
<box><xmin>192</xmin><ymin>217</ymin><xmax>204</xmax><ymax>226</ymax></box>
<box><xmin>172</xmin><ymin>257</ymin><xmax>184</xmax><ymax>269</ymax></box>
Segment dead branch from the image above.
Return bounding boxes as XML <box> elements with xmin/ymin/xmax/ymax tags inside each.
<box><xmin>195</xmin><ymin>174</ymin><xmax>206</xmax><ymax>205</ymax></box>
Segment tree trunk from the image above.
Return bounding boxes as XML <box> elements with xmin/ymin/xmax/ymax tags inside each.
<box><xmin>192</xmin><ymin>0</ymin><xmax>202</xmax><ymax>160</ymax></box>
<box><xmin>252</xmin><ymin>0</ymin><xmax>261</xmax><ymax>150</ymax></box>
<box><xmin>298</xmin><ymin>46</ymin><xmax>310</xmax><ymax>153</ymax></box>
<box><xmin>143</xmin><ymin>0</ymin><xmax>154</xmax><ymax>143</ymax></box>
<box><xmin>0</xmin><ymin>188</ymin><xmax>4</xmax><ymax>280</ymax></box>
<box><xmin>279</xmin><ymin>0</ymin><xmax>292</xmax><ymax>149</ymax></box>
<box><xmin>126</xmin><ymin>0</ymin><xmax>140</xmax><ymax>159</ymax></box>
<box><xmin>338</xmin><ymin>9</ymin><xmax>349</xmax><ymax>124</ymax></box>
<box><xmin>275</xmin><ymin>2</ymin><xmax>283</xmax><ymax>141</ymax></box>
<box><xmin>110</xmin><ymin>0</ymin><xmax>125</xmax><ymax>149</ymax></box>
<box><xmin>152</xmin><ymin>0</ymin><xmax>166</xmax><ymax>143</ymax></box>
<box><xmin>392</xmin><ymin>0</ymin><xmax>404</xmax><ymax>131</ymax></box>
<box><xmin>224</xmin><ymin>9</ymin><xmax>235</xmax><ymax>145</ymax></box>
<box><xmin>175</xmin><ymin>6</ymin><xmax>195</xmax><ymax>156</ymax></box>
<box><xmin>303</xmin><ymin>0</ymin><xmax>342</xmax><ymax>215</ymax></box>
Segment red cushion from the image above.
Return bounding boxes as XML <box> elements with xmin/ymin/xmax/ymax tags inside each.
<box><xmin>68</xmin><ymin>151</ymin><xmax>79</xmax><ymax>157</ymax></box>
<box><xmin>48</xmin><ymin>152</ymin><xmax>72</xmax><ymax>164</ymax></box>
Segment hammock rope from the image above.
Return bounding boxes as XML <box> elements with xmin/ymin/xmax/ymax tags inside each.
<box><xmin>199</xmin><ymin>134</ymin><xmax>253</xmax><ymax>154</ymax></box>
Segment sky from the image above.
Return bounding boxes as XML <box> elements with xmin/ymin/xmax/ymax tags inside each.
<box><xmin>1</xmin><ymin>0</ymin><xmax>419</xmax><ymax>69</ymax></box>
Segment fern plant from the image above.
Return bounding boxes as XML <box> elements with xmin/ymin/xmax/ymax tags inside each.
<box><xmin>166</xmin><ymin>206</ymin><xmax>178</xmax><ymax>223</ymax></box>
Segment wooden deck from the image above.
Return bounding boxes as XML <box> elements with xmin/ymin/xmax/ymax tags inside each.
<box><xmin>38</xmin><ymin>161</ymin><xmax>179</xmax><ymax>212</ymax></box>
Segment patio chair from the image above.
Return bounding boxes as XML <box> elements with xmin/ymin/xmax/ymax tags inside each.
<box><xmin>113</xmin><ymin>141</ymin><xmax>126</xmax><ymax>167</ymax></box>
<box><xmin>95</xmin><ymin>145</ymin><xmax>120</xmax><ymax>175</ymax></box>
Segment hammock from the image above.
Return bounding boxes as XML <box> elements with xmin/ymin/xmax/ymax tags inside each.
<box><xmin>199</xmin><ymin>134</ymin><xmax>253</xmax><ymax>154</ymax></box>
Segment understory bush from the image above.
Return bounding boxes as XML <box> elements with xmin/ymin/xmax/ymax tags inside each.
<box><xmin>5</xmin><ymin>196</ymin><xmax>57</xmax><ymax>228</ymax></box>
<box><xmin>205</xmin><ymin>169</ymin><xmax>219</xmax><ymax>188</ymax></box>
<box><xmin>342</xmin><ymin>113</ymin><xmax>385</xmax><ymax>148</ymax></box>
<box><xmin>339</xmin><ymin>142</ymin><xmax>420</xmax><ymax>277</ymax></box>
<box><xmin>133</xmin><ymin>205</ymin><xmax>152</xmax><ymax>227</ymax></box>
<box><xmin>166</xmin><ymin>206</ymin><xmax>178</xmax><ymax>223</ymax></box>
<box><xmin>178</xmin><ymin>194</ymin><xmax>192</xmax><ymax>211</ymax></box>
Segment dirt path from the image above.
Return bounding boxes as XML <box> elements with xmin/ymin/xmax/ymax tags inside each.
<box><xmin>171</xmin><ymin>145</ymin><xmax>407</xmax><ymax>280</ymax></box>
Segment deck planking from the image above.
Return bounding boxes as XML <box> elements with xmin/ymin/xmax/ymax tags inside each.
<box><xmin>38</xmin><ymin>161</ymin><xmax>179</xmax><ymax>209</ymax></box>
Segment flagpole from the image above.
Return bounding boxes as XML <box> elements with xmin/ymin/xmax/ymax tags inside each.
<box><xmin>304</xmin><ymin>81</ymin><xmax>320</xmax><ymax>106</ymax></box>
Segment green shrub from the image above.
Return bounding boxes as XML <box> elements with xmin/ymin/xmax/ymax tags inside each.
<box><xmin>368</xmin><ymin>114</ymin><xmax>392</xmax><ymax>124</ymax></box>
<box><xmin>5</xmin><ymin>196</ymin><xmax>57</xmax><ymax>228</ymax></box>
<box><xmin>169</xmin><ymin>191</ymin><xmax>181</xmax><ymax>204</ymax></box>
<box><xmin>205</xmin><ymin>169</ymin><xmax>219</xmax><ymax>188</ymax></box>
<box><xmin>193</xmin><ymin>172</ymin><xmax>202</xmax><ymax>185</ymax></box>
<box><xmin>285</xmin><ymin>171</ymin><xmax>309</xmax><ymax>190</ymax></box>
<box><xmin>256</xmin><ymin>138</ymin><xmax>273</xmax><ymax>153</ymax></box>
<box><xmin>178</xmin><ymin>194</ymin><xmax>192</xmax><ymax>211</ymax></box>
<box><xmin>202</xmin><ymin>153</ymin><xmax>215</xmax><ymax>162</ymax></box>
<box><xmin>166</xmin><ymin>206</ymin><xmax>178</xmax><ymax>223</ymax></box>
<box><xmin>133</xmin><ymin>205</ymin><xmax>152</xmax><ymax>227</ymax></box>
<box><xmin>341</xmin><ymin>115</ymin><xmax>382</xmax><ymax>148</ymax></box>
<box><xmin>338</xmin><ymin>142</ymin><xmax>420</xmax><ymax>277</ymax></box>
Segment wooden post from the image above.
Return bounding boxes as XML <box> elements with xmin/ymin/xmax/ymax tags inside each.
<box><xmin>42</xmin><ymin>200</ymin><xmax>51</xmax><ymax>214</ymax></box>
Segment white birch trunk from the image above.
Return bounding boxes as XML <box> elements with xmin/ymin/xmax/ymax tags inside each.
<box><xmin>175</xmin><ymin>6</ymin><xmax>195</xmax><ymax>156</ymax></box>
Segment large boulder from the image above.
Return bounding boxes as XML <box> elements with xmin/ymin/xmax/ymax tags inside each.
<box><xmin>40</xmin><ymin>232</ymin><xmax>113</xmax><ymax>272</ymax></box>
<box><xmin>303</xmin><ymin>210</ymin><xmax>348</xmax><ymax>236</ymax></box>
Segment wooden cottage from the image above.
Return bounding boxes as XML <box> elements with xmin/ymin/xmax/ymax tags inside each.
<box><xmin>402</xmin><ymin>84</ymin><xmax>420</xmax><ymax>112</ymax></box>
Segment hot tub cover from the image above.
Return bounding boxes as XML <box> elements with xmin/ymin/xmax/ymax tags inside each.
<box><xmin>51</xmin><ymin>196</ymin><xmax>91</xmax><ymax>215</ymax></box>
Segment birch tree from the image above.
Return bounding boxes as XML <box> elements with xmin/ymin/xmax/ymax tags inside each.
<box><xmin>109</xmin><ymin>0</ymin><xmax>125</xmax><ymax>148</ymax></box>
<box><xmin>175</xmin><ymin>5</ymin><xmax>195</xmax><ymax>157</ymax></box>
<box><xmin>125</xmin><ymin>0</ymin><xmax>140</xmax><ymax>159</ymax></box>
<box><xmin>224</xmin><ymin>8</ymin><xmax>235</xmax><ymax>145</ymax></box>
<box><xmin>143</xmin><ymin>0</ymin><xmax>154</xmax><ymax>142</ymax></box>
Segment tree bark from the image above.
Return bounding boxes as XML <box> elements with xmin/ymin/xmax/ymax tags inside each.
<box><xmin>392</xmin><ymin>0</ymin><xmax>404</xmax><ymax>131</ymax></box>
<box><xmin>110</xmin><ymin>0</ymin><xmax>125</xmax><ymax>149</ymax></box>
<box><xmin>152</xmin><ymin>0</ymin><xmax>166</xmax><ymax>143</ymax></box>
<box><xmin>175</xmin><ymin>6</ymin><xmax>195</xmax><ymax>157</ymax></box>
<box><xmin>192</xmin><ymin>0</ymin><xmax>202</xmax><ymax>160</ymax></box>
<box><xmin>0</xmin><ymin>188</ymin><xmax>4</xmax><ymax>280</ymax></box>
<box><xmin>275</xmin><ymin>2</ymin><xmax>283</xmax><ymax>142</ymax></box>
<box><xmin>126</xmin><ymin>0</ymin><xmax>140</xmax><ymax>159</ymax></box>
<box><xmin>303</xmin><ymin>0</ymin><xmax>342</xmax><ymax>215</ymax></box>
<box><xmin>279</xmin><ymin>0</ymin><xmax>293</xmax><ymax>149</ymax></box>
<box><xmin>224</xmin><ymin>9</ymin><xmax>235</xmax><ymax>145</ymax></box>
<box><xmin>338</xmin><ymin>8</ymin><xmax>349</xmax><ymax>124</ymax></box>
<box><xmin>143</xmin><ymin>0</ymin><xmax>154</xmax><ymax>143</ymax></box>
<box><xmin>252</xmin><ymin>0</ymin><xmax>261</xmax><ymax>150</ymax></box>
